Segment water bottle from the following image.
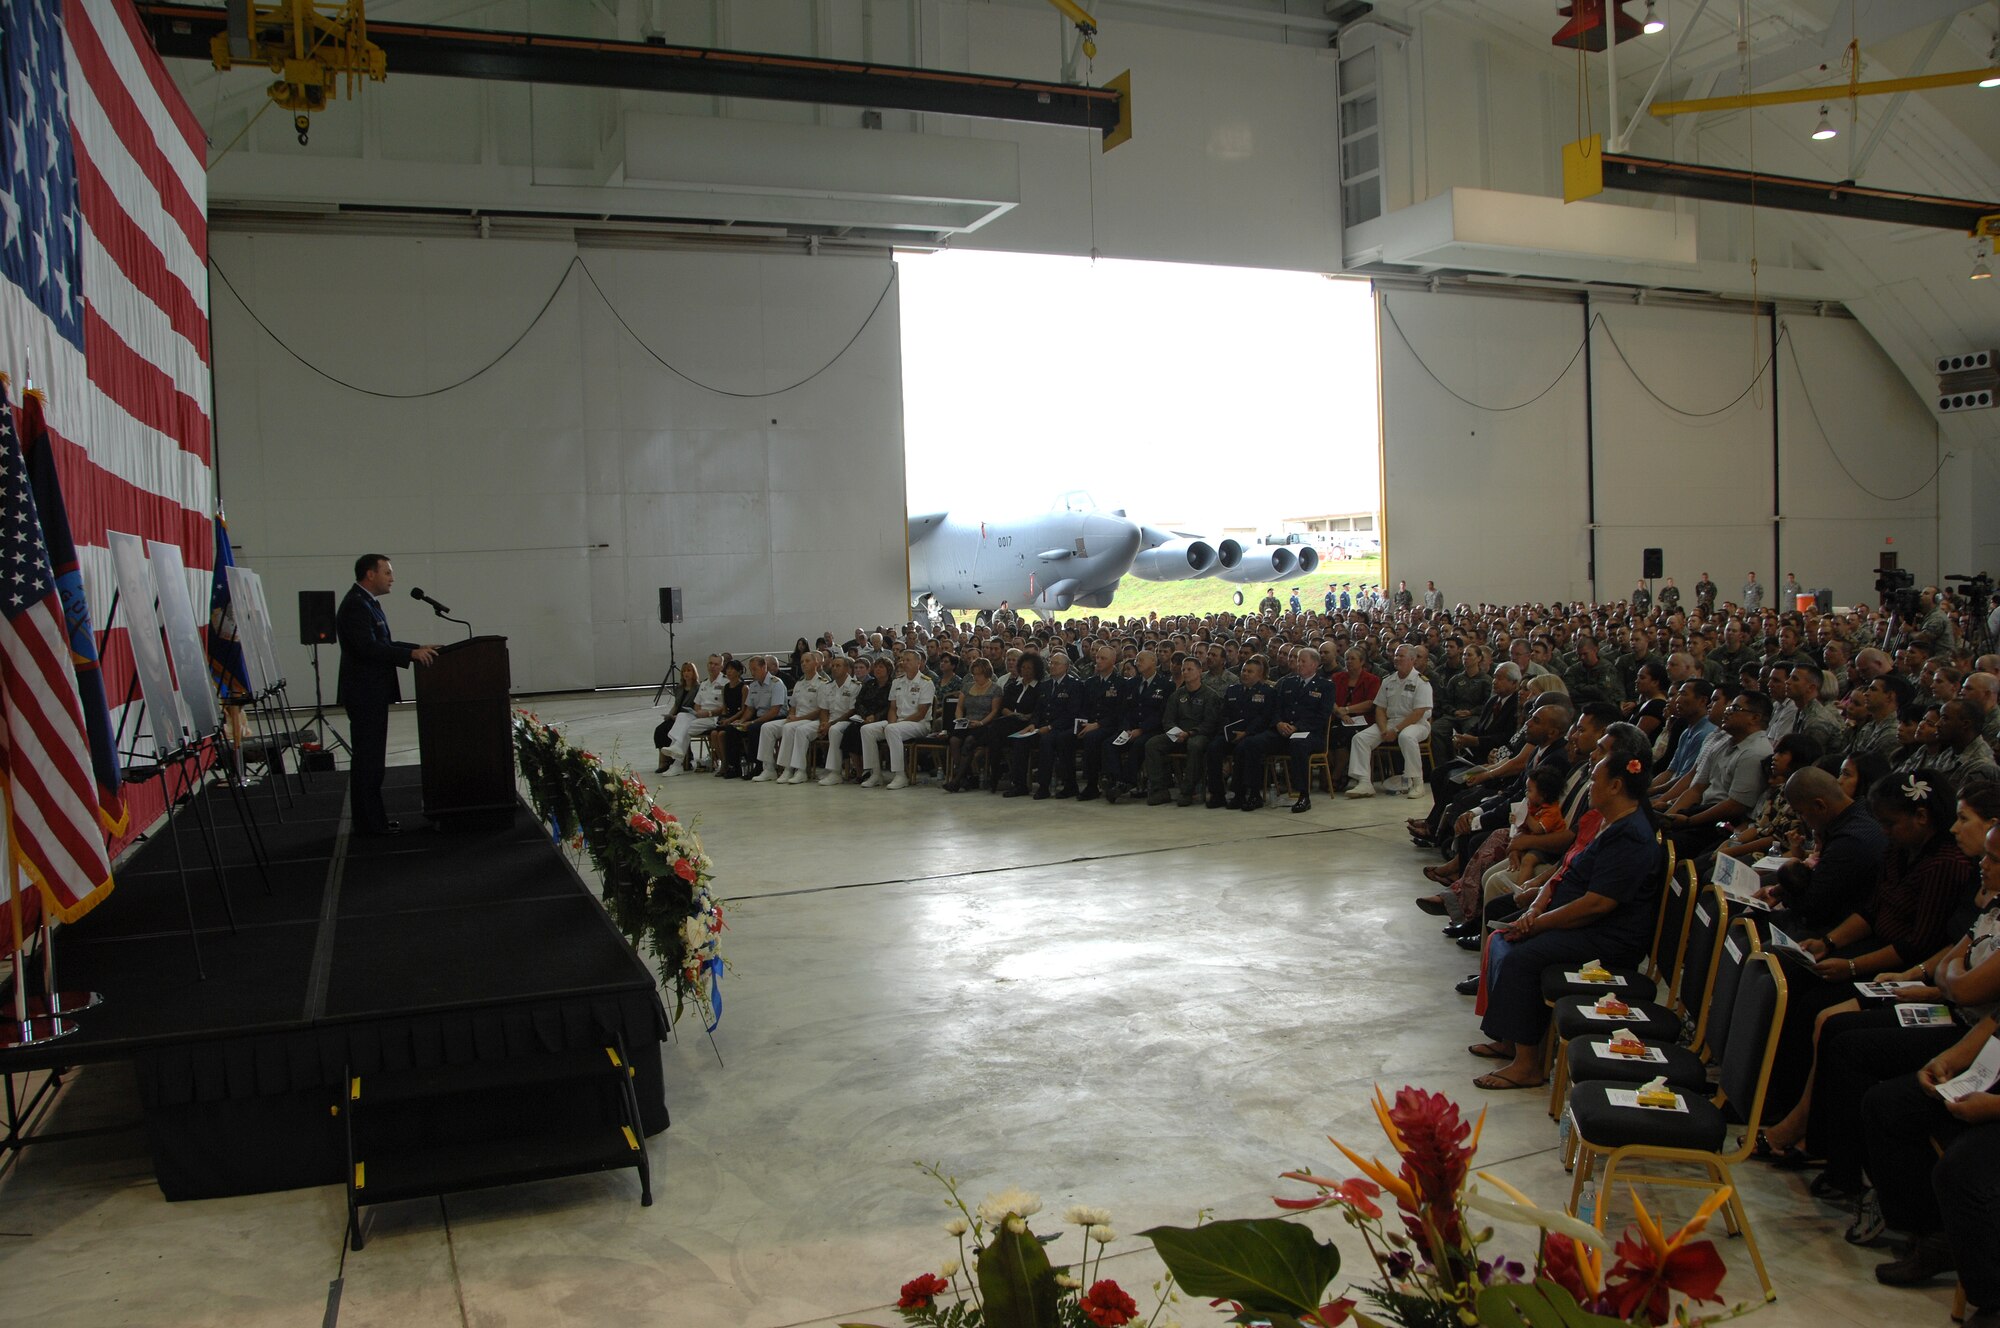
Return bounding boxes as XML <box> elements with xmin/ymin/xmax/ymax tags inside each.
<box><xmin>1576</xmin><ymin>1181</ymin><xmax>1597</xmax><ymax>1225</ymax></box>
<box><xmin>1556</xmin><ymin>1110</ymin><xmax>1574</xmax><ymax>1160</ymax></box>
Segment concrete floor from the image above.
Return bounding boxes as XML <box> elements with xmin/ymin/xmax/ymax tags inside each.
<box><xmin>0</xmin><ymin>690</ymin><xmax>1963</xmax><ymax>1327</ymax></box>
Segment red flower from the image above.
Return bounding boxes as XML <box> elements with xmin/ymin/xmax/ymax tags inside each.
<box><xmin>1540</xmin><ymin>1233</ymin><xmax>1598</xmax><ymax>1304</ymax></box>
<box><xmin>1080</xmin><ymin>1280</ymin><xmax>1138</xmax><ymax>1327</ymax></box>
<box><xmin>1601</xmin><ymin>1233</ymin><xmax>1726</xmax><ymax>1324</ymax></box>
<box><xmin>1307</xmin><ymin>1301</ymin><xmax>1356</xmax><ymax>1328</ymax></box>
<box><xmin>1379</xmin><ymin>1087</ymin><xmax>1476</xmax><ymax>1247</ymax></box>
<box><xmin>1334</xmin><ymin>1178</ymin><xmax>1383</xmax><ymax>1220</ymax></box>
<box><xmin>649</xmin><ymin>806</ymin><xmax>673</xmax><ymax>826</ymax></box>
<box><xmin>674</xmin><ymin>858</ymin><xmax>697</xmax><ymax>882</ymax></box>
<box><xmin>627</xmin><ymin>813</ymin><xmax>655</xmax><ymax>834</ymax></box>
<box><xmin>897</xmin><ymin>1273</ymin><xmax>950</xmax><ymax>1309</ymax></box>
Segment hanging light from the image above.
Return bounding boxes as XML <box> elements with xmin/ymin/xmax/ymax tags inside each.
<box><xmin>1643</xmin><ymin>1</ymin><xmax>1666</xmax><ymax>35</ymax></box>
<box><xmin>1811</xmin><ymin>105</ymin><xmax>1838</xmax><ymax>140</ymax></box>
<box><xmin>1975</xmin><ymin>240</ymin><xmax>1994</xmax><ymax>281</ymax></box>
<box><xmin>1981</xmin><ymin>36</ymin><xmax>2000</xmax><ymax>87</ymax></box>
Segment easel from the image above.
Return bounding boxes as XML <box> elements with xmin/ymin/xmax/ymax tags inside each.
<box><xmin>0</xmin><ymin>784</ymin><xmax>96</xmax><ymax>1051</ymax></box>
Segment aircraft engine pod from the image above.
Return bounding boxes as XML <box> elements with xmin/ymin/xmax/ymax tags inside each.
<box><xmin>1130</xmin><ymin>539</ymin><xmax>1218</xmax><ymax>581</ymax></box>
<box><xmin>1198</xmin><ymin>538</ymin><xmax>1244</xmax><ymax>577</ymax></box>
<box><xmin>1219</xmin><ymin>545</ymin><xmax>1297</xmax><ymax>583</ymax></box>
<box><xmin>1294</xmin><ymin>545</ymin><xmax>1321</xmax><ymax>577</ymax></box>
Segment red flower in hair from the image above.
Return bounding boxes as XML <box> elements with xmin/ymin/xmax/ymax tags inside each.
<box><xmin>1626</xmin><ymin>758</ymin><xmax>1643</xmax><ymax>774</ymax></box>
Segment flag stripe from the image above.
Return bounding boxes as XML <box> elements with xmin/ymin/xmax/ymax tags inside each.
<box><xmin>83</xmin><ymin>307</ymin><xmax>210</xmax><ymax>462</ymax></box>
<box><xmin>76</xmin><ymin>158</ymin><xmax>210</xmax><ymax>362</ymax></box>
<box><xmin>89</xmin><ymin>0</ymin><xmax>208</xmax><ymax>168</ymax></box>
<box><xmin>62</xmin><ymin>0</ymin><xmax>205</xmax><ymax>261</ymax></box>
<box><xmin>64</xmin><ymin>63</ymin><xmax>207</xmax><ymax>298</ymax></box>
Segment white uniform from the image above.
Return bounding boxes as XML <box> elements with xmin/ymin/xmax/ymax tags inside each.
<box><xmin>664</xmin><ymin>676</ymin><xmax>727</xmax><ymax>770</ymax></box>
<box><xmin>771</xmin><ymin>674</ymin><xmax>831</xmax><ymax>772</ymax></box>
<box><xmin>862</xmin><ymin>674</ymin><xmax>936</xmax><ymax>777</ymax></box>
<box><xmin>810</xmin><ymin>677</ymin><xmax>865</xmax><ymax>772</ymax></box>
<box><xmin>1349</xmin><ymin>669</ymin><xmax>1434</xmax><ymax>792</ymax></box>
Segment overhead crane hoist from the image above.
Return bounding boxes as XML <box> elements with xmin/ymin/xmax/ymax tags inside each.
<box><xmin>207</xmin><ymin>0</ymin><xmax>385</xmax><ymax>145</ymax></box>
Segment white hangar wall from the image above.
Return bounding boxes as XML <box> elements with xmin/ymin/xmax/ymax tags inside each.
<box><xmin>1380</xmin><ymin>287</ymin><xmax>1940</xmax><ymax>608</ymax></box>
<box><xmin>210</xmin><ymin>232</ymin><xmax>910</xmax><ymax>691</ymax></box>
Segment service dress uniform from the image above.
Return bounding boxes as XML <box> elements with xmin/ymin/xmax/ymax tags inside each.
<box><xmin>1208</xmin><ymin>677</ymin><xmax>1277</xmax><ymax>808</ymax></box>
<box><xmin>1108</xmin><ymin>669</ymin><xmax>1171</xmax><ymax>799</ymax></box>
<box><xmin>1143</xmin><ymin>682</ymin><xmax>1222</xmax><ymax>804</ymax></box>
<box><xmin>1076</xmin><ymin>670</ymin><xmax>1124</xmax><ymax>800</ymax></box>
<box><xmin>1028</xmin><ymin>669</ymin><xmax>1088</xmax><ymax>796</ymax></box>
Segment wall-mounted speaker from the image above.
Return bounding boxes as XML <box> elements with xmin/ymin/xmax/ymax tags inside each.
<box><xmin>1641</xmin><ymin>547</ymin><xmax>1663</xmax><ymax>580</ymax></box>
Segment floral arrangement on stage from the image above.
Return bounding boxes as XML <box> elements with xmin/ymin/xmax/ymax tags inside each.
<box><xmin>847</xmin><ymin>1163</ymin><xmax>1176</xmax><ymax>1328</ymax></box>
<box><xmin>860</xmin><ymin>1090</ymin><xmax>1752</xmax><ymax>1328</ymax></box>
<box><xmin>512</xmin><ymin>711</ymin><xmax>725</xmax><ymax>1027</ymax></box>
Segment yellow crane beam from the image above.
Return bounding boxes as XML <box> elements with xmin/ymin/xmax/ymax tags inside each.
<box><xmin>1650</xmin><ymin>64</ymin><xmax>2000</xmax><ymax>117</ymax></box>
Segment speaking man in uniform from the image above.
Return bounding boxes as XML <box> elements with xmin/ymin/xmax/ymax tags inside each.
<box><xmin>337</xmin><ymin>555</ymin><xmax>438</xmax><ymax>836</ymax></box>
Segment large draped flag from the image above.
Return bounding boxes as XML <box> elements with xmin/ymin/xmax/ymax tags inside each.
<box><xmin>21</xmin><ymin>391</ymin><xmax>124</xmax><ymax>833</ymax></box>
<box><xmin>0</xmin><ymin>397</ymin><xmax>113</xmax><ymax>922</ymax></box>
<box><xmin>208</xmin><ymin>510</ymin><xmax>247</xmax><ymax>701</ymax></box>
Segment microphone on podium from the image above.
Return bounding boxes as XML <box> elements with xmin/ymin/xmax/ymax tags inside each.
<box><xmin>410</xmin><ymin>587</ymin><xmax>453</xmax><ymax>615</ymax></box>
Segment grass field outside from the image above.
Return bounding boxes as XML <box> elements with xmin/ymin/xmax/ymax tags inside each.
<box><xmin>1051</xmin><ymin>557</ymin><xmax>1385</xmax><ymax>622</ymax></box>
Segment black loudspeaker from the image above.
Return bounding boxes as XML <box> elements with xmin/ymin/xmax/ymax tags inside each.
<box><xmin>1641</xmin><ymin>548</ymin><xmax>1664</xmax><ymax>580</ymax></box>
<box><xmin>298</xmin><ymin>590</ymin><xmax>337</xmax><ymax>645</ymax></box>
<box><xmin>658</xmin><ymin>587</ymin><xmax>684</xmax><ymax>625</ymax></box>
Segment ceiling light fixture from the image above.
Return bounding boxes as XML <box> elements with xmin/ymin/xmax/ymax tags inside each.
<box><xmin>1811</xmin><ymin>105</ymin><xmax>1838</xmax><ymax>140</ymax></box>
<box><xmin>1643</xmin><ymin>1</ymin><xmax>1666</xmax><ymax>35</ymax></box>
<box><xmin>1975</xmin><ymin>240</ymin><xmax>1994</xmax><ymax>281</ymax></box>
<box><xmin>1982</xmin><ymin>37</ymin><xmax>2000</xmax><ymax>87</ymax></box>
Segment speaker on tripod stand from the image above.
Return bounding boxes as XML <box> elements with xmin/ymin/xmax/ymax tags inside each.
<box><xmin>298</xmin><ymin>590</ymin><xmax>344</xmax><ymax>770</ymax></box>
<box><xmin>651</xmin><ymin>588</ymin><xmax>684</xmax><ymax>707</ymax></box>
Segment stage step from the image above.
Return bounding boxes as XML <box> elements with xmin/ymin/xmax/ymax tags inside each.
<box><xmin>342</xmin><ymin>1042</ymin><xmax>652</xmax><ymax>1250</ymax></box>
<box><xmin>352</xmin><ymin>1124</ymin><xmax>645</xmax><ymax>1211</ymax></box>
<box><xmin>348</xmin><ymin>1046</ymin><xmax>632</xmax><ymax>1106</ymax></box>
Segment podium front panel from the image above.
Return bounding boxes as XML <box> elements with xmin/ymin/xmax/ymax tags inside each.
<box><xmin>413</xmin><ymin>636</ymin><xmax>514</xmax><ymax>822</ymax></box>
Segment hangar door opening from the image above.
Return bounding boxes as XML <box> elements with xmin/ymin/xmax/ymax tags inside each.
<box><xmin>898</xmin><ymin>250</ymin><xmax>1380</xmax><ymax>620</ymax></box>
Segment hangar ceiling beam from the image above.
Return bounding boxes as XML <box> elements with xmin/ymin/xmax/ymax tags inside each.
<box><xmin>138</xmin><ymin>3</ymin><xmax>1128</xmax><ymax>134</ymax></box>
<box><xmin>1596</xmin><ymin>152</ymin><xmax>1999</xmax><ymax>232</ymax></box>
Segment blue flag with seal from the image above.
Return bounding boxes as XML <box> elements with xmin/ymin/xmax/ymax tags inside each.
<box><xmin>18</xmin><ymin>393</ymin><xmax>126</xmax><ymax>835</ymax></box>
<box><xmin>208</xmin><ymin>511</ymin><xmax>250</xmax><ymax>702</ymax></box>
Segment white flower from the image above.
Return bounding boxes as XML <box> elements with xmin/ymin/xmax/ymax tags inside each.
<box><xmin>1062</xmin><ymin>1205</ymin><xmax>1112</xmax><ymax>1227</ymax></box>
<box><xmin>939</xmin><ymin>1259</ymin><xmax>960</xmax><ymax>1278</ymax></box>
<box><xmin>975</xmin><ymin>1187</ymin><xmax>1042</xmax><ymax>1225</ymax></box>
<box><xmin>1904</xmin><ymin>776</ymin><xmax>1932</xmax><ymax>802</ymax></box>
<box><xmin>944</xmin><ymin>1218</ymin><xmax>968</xmax><ymax>1237</ymax></box>
<box><xmin>1006</xmin><ymin>1216</ymin><xmax>1027</xmax><ymax>1234</ymax></box>
<box><xmin>1055</xmin><ymin>1274</ymin><xmax>1081</xmax><ymax>1290</ymax></box>
<box><xmin>1088</xmin><ymin>1224</ymin><xmax>1116</xmax><ymax>1244</ymax></box>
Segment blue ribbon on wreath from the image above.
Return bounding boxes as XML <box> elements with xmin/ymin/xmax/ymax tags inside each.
<box><xmin>704</xmin><ymin>957</ymin><xmax>722</xmax><ymax>1032</ymax></box>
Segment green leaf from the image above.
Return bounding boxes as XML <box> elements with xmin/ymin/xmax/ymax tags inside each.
<box><xmin>1139</xmin><ymin>1218</ymin><xmax>1341</xmax><ymax>1318</ymax></box>
<box><xmin>977</xmin><ymin>1222</ymin><xmax>1059</xmax><ymax>1328</ymax></box>
<box><xmin>1473</xmin><ymin>1283</ymin><xmax>1630</xmax><ymax>1328</ymax></box>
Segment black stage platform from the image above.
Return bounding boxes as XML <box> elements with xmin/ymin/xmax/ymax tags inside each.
<box><xmin>3</xmin><ymin>768</ymin><xmax>669</xmax><ymax>1200</ymax></box>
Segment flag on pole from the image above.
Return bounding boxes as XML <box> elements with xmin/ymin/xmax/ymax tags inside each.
<box><xmin>0</xmin><ymin>396</ymin><xmax>113</xmax><ymax>921</ymax></box>
<box><xmin>208</xmin><ymin>510</ymin><xmax>247</xmax><ymax>701</ymax></box>
<box><xmin>19</xmin><ymin>391</ymin><xmax>125</xmax><ymax>833</ymax></box>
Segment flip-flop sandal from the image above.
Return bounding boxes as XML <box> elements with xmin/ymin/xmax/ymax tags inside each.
<box><xmin>1750</xmin><ymin>1132</ymin><xmax>1818</xmax><ymax>1169</ymax></box>
<box><xmin>1468</xmin><ymin>1043</ymin><xmax>1511</xmax><ymax>1060</ymax></box>
<box><xmin>1473</xmin><ymin>1071</ymin><xmax>1545</xmax><ymax>1091</ymax></box>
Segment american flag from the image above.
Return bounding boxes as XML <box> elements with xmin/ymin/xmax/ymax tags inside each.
<box><xmin>0</xmin><ymin>0</ymin><xmax>213</xmax><ymax>852</ymax></box>
<box><xmin>0</xmin><ymin>399</ymin><xmax>111</xmax><ymax>920</ymax></box>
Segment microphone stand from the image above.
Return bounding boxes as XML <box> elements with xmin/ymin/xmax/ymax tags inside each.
<box><xmin>425</xmin><ymin>601</ymin><xmax>474</xmax><ymax>640</ymax></box>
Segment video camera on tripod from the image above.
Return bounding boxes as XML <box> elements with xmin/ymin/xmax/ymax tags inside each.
<box><xmin>1875</xmin><ymin>567</ymin><xmax>1920</xmax><ymax>616</ymax></box>
<box><xmin>1945</xmin><ymin>572</ymin><xmax>1994</xmax><ymax>618</ymax></box>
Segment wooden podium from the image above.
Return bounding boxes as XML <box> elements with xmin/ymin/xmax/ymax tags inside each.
<box><xmin>414</xmin><ymin>635</ymin><xmax>514</xmax><ymax>827</ymax></box>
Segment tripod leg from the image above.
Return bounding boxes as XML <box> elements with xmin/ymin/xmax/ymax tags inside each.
<box><xmin>179</xmin><ymin>755</ymin><xmax>239</xmax><ymax>935</ymax></box>
<box><xmin>160</xmin><ymin>772</ymin><xmax>208</xmax><ymax>980</ymax></box>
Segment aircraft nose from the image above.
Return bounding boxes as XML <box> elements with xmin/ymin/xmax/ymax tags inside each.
<box><xmin>1085</xmin><ymin>514</ymin><xmax>1142</xmax><ymax>562</ymax></box>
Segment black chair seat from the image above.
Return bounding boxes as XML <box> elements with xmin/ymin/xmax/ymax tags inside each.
<box><xmin>1540</xmin><ymin>967</ymin><xmax>1658</xmax><ymax>1005</ymax></box>
<box><xmin>1567</xmin><ymin>1080</ymin><xmax>1726</xmax><ymax>1152</ymax></box>
<box><xmin>1564</xmin><ymin>1037</ymin><xmax>1708</xmax><ymax>1091</ymax></box>
<box><xmin>1553</xmin><ymin>994</ymin><xmax>1683</xmax><ymax>1046</ymax></box>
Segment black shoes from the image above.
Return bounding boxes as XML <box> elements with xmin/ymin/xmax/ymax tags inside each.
<box><xmin>1443</xmin><ymin>921</ymin><xmax>1482</xmax><ymax>939</ymax></box>
<box><xmin>1290</xmin><ymin>796</ymin><xmax>1312</xmax><ymax>814</ymax></box>
<box><xmin>1032</xmin><ymin>786</ymin><xmax>1051</xmax><ymax>800</ymax></box>
<box><xmin>1076</xmin><ymin>787</ymin><xmax>1100</xmax><ymax>802</ymax></box>
<box><xmin>1003</xmin><ymin>786</ymin><xmax>1030</xmax><ymax>798</ymax></box>
<box><xmin>1414</xmin><ymin>896</ymin><xmax>1449</xmax><ymax>916</ymax></box>
<box><xmin>1455</xmin><ymin>974</ymin><xmax>1481</xmax><ymax>996</ymax></box>
<box><xmin>1104</xmin><ymin>785</ymin><xmax>1124</xmax><ymax>805</ymax></box>
<box><xmin>1241</xmin><ymin>796</ymin><xmax>1265</xmax><ymax>812</ymax></box>
<box><xmin>1874</xmin><ymin>1233</ymin><xmax>1955</xmax><ymax>1286</ymax></box>
<box><xmin>1207</xmin><ymin>796</ymin><xmax>1227</xmax><ymax>809</ymax></box>
<box><xmin>1457</xmin><ymin>935</ymin><xmax>1483</xmax><ymax>952</ymax></box>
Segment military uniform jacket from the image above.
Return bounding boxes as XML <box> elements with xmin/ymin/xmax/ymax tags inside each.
<box><xmin>1220</xmin><ymin>681</ymin><xmax>1277</xmax><ymax>741</ymax></box>
<box><xmin>1658</xmin><ymin>585</ymin><xmax>1681</xmax><ymax>611</ymax></box>
<box><xmin>1695</xmin><ymin>579</ymin><xmax>1717</xmax><ymax>609</ymax></box>
<box><xmin>1440</xmin><ymin>669</ymin><xmax>1492</xmax><ymax>716</ymax></box>
<box><xmin>1036</xmin><ymin>675</ymin><xmax>1087</xmax><ymax>730</ymax></box>
<box><xmin>1160</xmin><ymin>685</ymin><xmax>1222</xmax><ymax>738</ymax></box>
<box><xmin>1275</xmin><ymin>673</ymin><xmax>1334</xmax><ymax>735</ymax></box>
<box><xmin>1121</xmin><ymin>672</ymin><xmax>1172</xmax><ymax>731</ymax></box>
<box><xmin>1563</xmin><ymin>659</ymin><xmax>1624</xmax><ymax>706</ymax></box>
<box><xmin>1082</xmin><ymin>672</ymin><xmax>1123</xmax><ymax>727</ymax></box>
